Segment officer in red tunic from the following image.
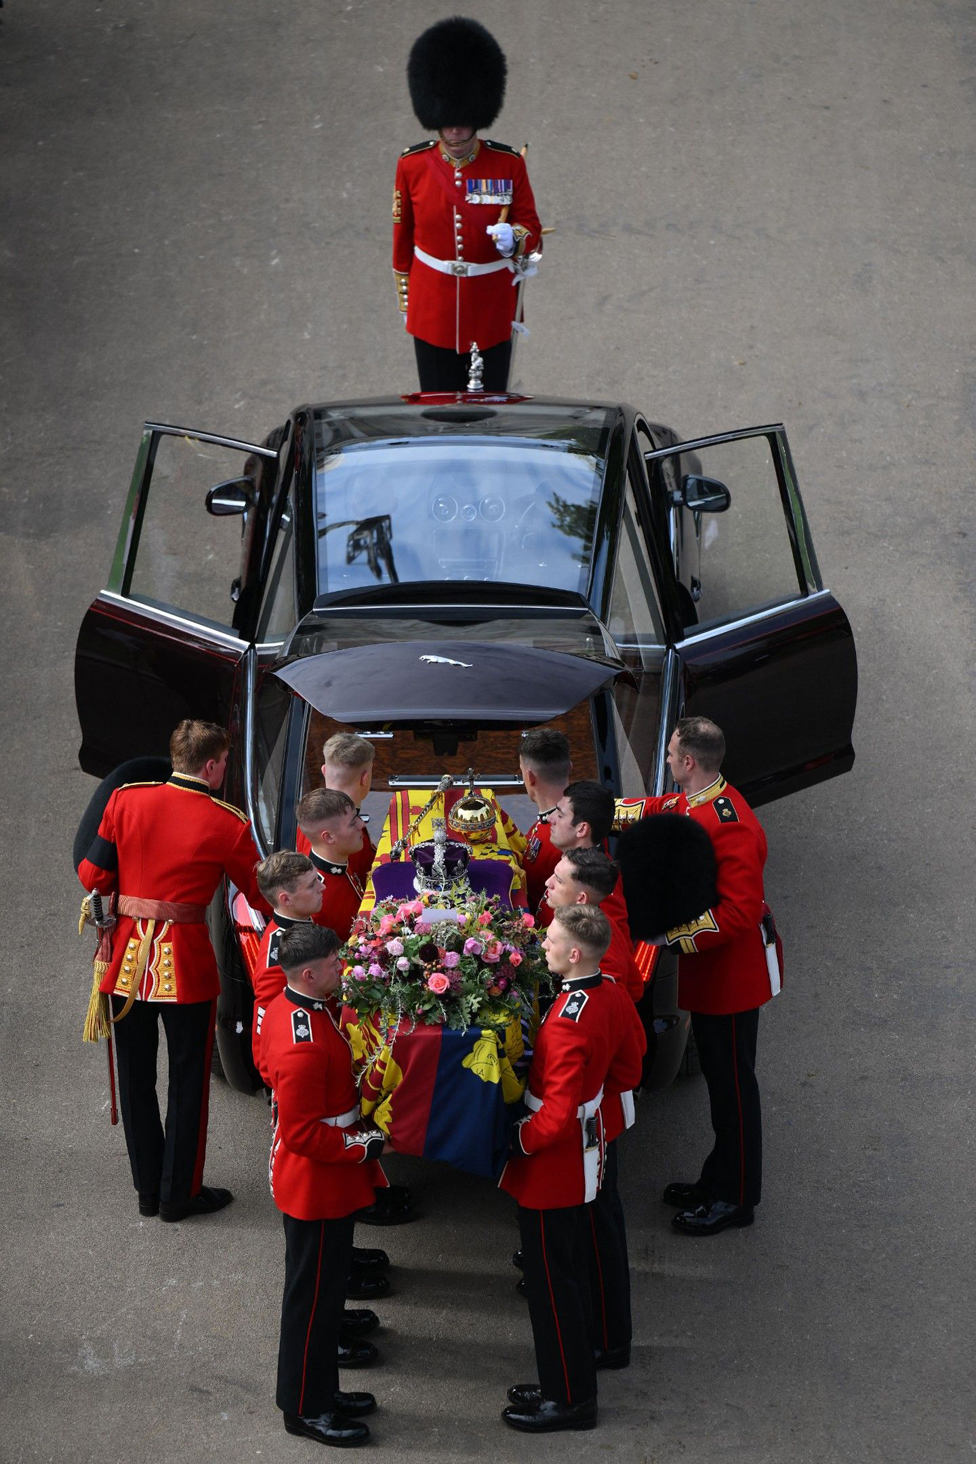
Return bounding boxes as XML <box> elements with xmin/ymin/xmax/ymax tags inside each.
<box><xmin>542</xmin><ymin>848</ymin><xmax>645</xmax><ymax>1367</ymax></box>
<box><xmin>394</xmin><ymin>17</ymin><xmax>543</xmax><ymax>391</ymax></box>
<box><xmin>518</xmin><ymin>728</ymin><xmax>572</xmax><ymax>912</ymax></box>
<box><xmin>262</xmin><ymin>924</ymin><xmax>388</xmax><ymax>1448</ymax></box>
<box><xmin>252</xmin><ymin>851</ymin><xmax>325</xmax><ymax>1065</ymax></box>
<box><xmin>541</xmin><ymin>782</ymin><xmax>635</xmax><ymax>949</ymax></box>
<box><xmin>296</xmin><ymin>788</ymin><xmax>367</xmax><ymax>944</ymax></box>
<box><xmin>615</xmin><ymin>717</ymin><xmax>779</xmax><ymax>1236</ymax></box>
<box><xmin>296</xmin><ymin>732</ymin><xmax>377</xmax><ymax>887</ymax></box>
<box><xmin>76</xmin><ymin>720</ymin><xmax>267</xmax><ymax>1221</ymax></box>
<box><xmin>499</xmin><ymin>905</ymin><xmax>618</xmax><ymax>1434</ymax></box>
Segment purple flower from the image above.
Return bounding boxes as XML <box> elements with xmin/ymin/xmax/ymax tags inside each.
<box><xmin>385</xmin><ymin>939</ymin><xmax>404</xmax><ymax>956</ymax></box>
<box><xmin>442</xmin><ymin>950</ymin><xmax>461</xmax><ymax>968</ymax></box>
<box><xmin>396</xmin><ymin>957</ymin><xmax>410</xmax><ymax>971</ymax></box>
<box><xmin>368</xmin><ymin>963</ymin><xmax>383</xmax><ymax>977</ymax></box>
<box><xmin>351</xmin><ymin>965</ymin><xmax>365</xmax><ymax>980</ymax></box>
<box><xmin>463</xmin><ymin>938</ymin><xmax>483</xmax><ymax>956</ymax></box>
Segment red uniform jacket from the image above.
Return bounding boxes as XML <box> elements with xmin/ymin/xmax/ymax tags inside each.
<box><xmin>537</xmin><ymin>874</ymin><xmax>643</xmax><ymax>1001</ymax></box>
<box><xmin>77</xmin><ymin>774</ymin><xmax>265</xmax><ymax>1005</ymax></box>
<box><xmin>392</xmin><ymin>138</ymin><xmax>542</xmax><ymax>352</ymax></box>
<box><xmin>261</xmin><ymin>987</ymin><xmax>386</xmax><ymax>1221</ymax></box>
<box><xmin>499</xmin><ymin>974</ymin><xmax>616</xmax><ymax>1209</ymax></box>
<box><xmin>251</xmin><ymin>913</ymin><xmax>313</xmax><ymax>1066</ymax></box>
<box><xmin>298</xmin><ymin>826</ymin><xmax>376</xmax><ymax>886</ymax></box>
<box><xmin>616</xmin><ymin>778</ymin><xmax>772</xmax><ymax>1015</ymax></box>
<box><xmin>601</xmin><ymin>973</ymin><xmax>647</xmax><ymax>1143</ymax></box>
<box><xmin>309</xmin><ymin>850</ymin><xmax>364</xmax><ymax>944</ymax></box>
<box><xmin>524</xmin><ymin>818</ymin><xmax>560</xmax><ymax>913</ymax></box>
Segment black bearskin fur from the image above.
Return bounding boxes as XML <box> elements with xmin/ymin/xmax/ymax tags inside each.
<box><xmin>73</xmin><ymin>757</ymin><xmax>172</xmax><ymax>872</ymax></box>
<box><xmin>407</xmin><ymin>17</ymin><xmax>507</xmax><ymax>131</ymax></box>
<box><xmin>616</xmin><ymin>813</ymin><xmax>718</xmax><ymax>939</ymax></box>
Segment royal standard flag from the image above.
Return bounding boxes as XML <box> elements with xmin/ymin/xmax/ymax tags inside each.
<box><xmin>355</xmin><ymin>1021</ymin><xmax>524</xmax><ymax>1179</ymax></box>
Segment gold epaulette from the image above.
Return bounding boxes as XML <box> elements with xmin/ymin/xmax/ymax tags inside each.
<box><xmin>120</xmin><ymin>780</ymin><xmax>165</xmax><ymax>790</ymax></box>
<box><xmin>212</xmin><ymin>796</ymin><xmax>249</xmax><ymax>823</ymax></box>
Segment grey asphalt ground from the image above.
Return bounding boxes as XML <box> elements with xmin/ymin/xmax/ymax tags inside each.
<box><xmin>2</xmin><ymin>1</ymin><xmax>975</xmax><ymax>1461</ymax></box>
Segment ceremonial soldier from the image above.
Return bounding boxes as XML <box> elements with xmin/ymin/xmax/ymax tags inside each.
<box><xmin>616</xmin><ymin>717</ymin><xmax>779</xmax><ymax>1236</ymax></box>
<box><xmin>252</xmin><ymin>852</ymin><xmax>324</xmax><ymax>1066</ymax></box>
<box><xmin>543</xmin><ymin>782</ymin><xmax>635</xmax><ymax>950</ymax></box>
<box><xmin>393</xmin><ymin>17</ymin><xmax>543</xmax><ymax>391</ymax></box>
<box><xmin>499</xmin><ymin>906</ymin><xmax>618</xmax><ymax>1433</ymax></box>
<box><xmin>262</xmin><ymin>925</ymin><xmax>389</xmax><ymax>1448</ymax></box>
<box><xmin>544</xmin><ymin>848</ymin><xmax>646</xmax><ymax>1366</ymax></box>
<box><xmin>296</xmin><ymin>789</ymin><xmax>367</xmax><ymax>944</ymax></box>
<box><xmin>518</xmin><ymin>729</ymin><xmax>572</xmax><ymax>913</ymax></box>
<box><xmin>76</xmin><ymin>720</ymin><xmax>267</xmax><ymax>1221</ymax></box>
<box><xmin>296</xmin><ymin>733</ymin><xmax>377</xmax><ymax>887</ymax></box>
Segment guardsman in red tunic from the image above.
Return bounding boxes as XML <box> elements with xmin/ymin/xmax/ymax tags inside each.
<box><xmin>518</xmin><ymin>728</ymin><xmax>572</xmax><ymax>913</ymax></box>
<box><xmin>542</xmin><ymin>849</ymin><xmax>646</xmax><ymax>1367</ymax></box>
<box><xmin>615</xmin><ymin>717</ymin><xmax>780</xmax><ymax>1236</ymax></box>
<box><xmin>76</xmin><ymin>720</ymin><xmax>267</xmax><ymax>1221</ymax></box>
<box><xmin>540</xmin><ymin>782</ymin><xmax>636</xmax><ymax>956</ymax></box>
<box><xmin>252</xmin><ymin>852</ymin><xmax>324</xmax><ymax>1067</ymax></box>
<box><xmin>296</xmin><ymin>789</ymin><xmax>367</xmax><ymax>944</ymax></box>
<box><xmin>262</xmin><ymin>924</ymin><xmax>388</xmax><ymax>1449</ymax></box>
<box><xmin>296</xmin><ymin>732</ymin><xmax>377</xmax><ymax>887</ymax></box>
<box><xmin>394</xmin><ymin>17</ymin><xmax>543</xmax><ymax>392</ymax></box>
<box><xmin>499</xmin><ymin>906</ymin><xmax>618</xmax><ymax>1434</ymax></box>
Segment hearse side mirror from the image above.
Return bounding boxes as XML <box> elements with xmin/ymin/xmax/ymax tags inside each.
<box><xmin>674</xmin><ymin>474</ymin><xmax>731</xmax><ymax>513</ymax></box>
<box><xmin>205</xmin><ymin>478</ymin><xmax>256</xmax><ymax>516</ymax></box>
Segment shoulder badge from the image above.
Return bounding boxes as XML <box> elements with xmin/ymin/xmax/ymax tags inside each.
<box><xmin>661</xmin><ymin>795</ymin><xmax>681</xmax><ymax>811</ymax></box>
<box><xmin>482</xmin><ymin>138</ymin><xmax>519</xmax><ymax>156</ymax></box>
<box><xmin>713</xmin><ymin>796</ymin><xmax>739</xmax><ymax>824</ymax></box>
<box><xmin>212</xmin><ymin>796</ymin><xmax>249</xmax><ymax>823</ymax></box>
<box><xmin>559</xmin><ymin>990</ymin><xmax>589</xmax><ymax>1022</ymax></box>
<box><xmin>267</xmin><ymin>929</ymin><xmax>283</xmax><ymax>968</ymax></box>
<box><xmin>291</xmin><ymin>1009</ymin><xmax>313</xmax><ymax>1044</ymax></box>
<box><xmin>401</xmin><ymin>140</ymin><xmax>436</xmax><ymax>156</ymax></box>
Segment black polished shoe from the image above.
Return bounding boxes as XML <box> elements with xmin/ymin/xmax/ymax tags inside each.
<box><xmin>138</xmin><ymin>1192</ymin><xmax>159</xmax><ymax>1218</ymax></box>
<box><xmin>356</xmin><ymin>1185</ymin><xmax>415</xmax><ymax>1226</ymax></box>
<box><xmin>332</xmin><ymin>1391</ymin><xmax>376</xmax><ymax>1418</ymax></box>
<box><xmin>159</xmin><ymin>1186</ymin><xmax>233</xmax><ymax>1223</ymax></box>
<box><xmin>662</xmin><ymin>1180</ymin><xmax>709</xmax><ymax>1208</ymax></box>
<box><xmin>340</xmin><ymin>1308</ymin><xmax>379</xmax><ymax>1337</ymax></box>
<box><xmin>351</xmin><ymin>1245</ymin><xmax>390</xmax><ymax>1271</ymax></box>
<box><xmin>346</xmin><ymin>1270</ymin><xmax>390</xmax><ymax>1300</ymax></box>
<box><xmin>337</xmin><ymin>1339</ymin><xmax>378</xmax><ymax>1368</ymax></box>
<box><xmin>515</xmin><ymin>1277</ymin><xmax>526</xmax><ymax>1297</ymax></box>
<box><xmin>507</xmin><ymin>1383</ymin><xmax>541</xmax><ymax>1406</ymax></box>
<box><xmin>502</xmin><ymin>1396</ymin><xmax>598</xmax><ymax>1433</ymax></box>
<box><xmin>511</xmin><ymin>1248</ymin><xmax>524</xmax><ymax>1271</ymax></box>
<box><xmin>283</xmin><ymin>1411</ymin><xmax>369</xmax><ymax>1446</ymax></box>
<box><xmin>594</xmin><ymin>1344</ymin><xmax>630</xmax><ymax>1370</ymax></box>
<box><xmin>672</xmin><ymin>1199</ymin><xmax>755</xmax><ymax>1235</ymax></box>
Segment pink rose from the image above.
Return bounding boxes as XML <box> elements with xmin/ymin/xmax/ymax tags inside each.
<box><xmin>477</xmin><ymin>912</ymin><xmax>492</xmax><ymax>926</ymax></box>
<box><xmin>385</xmin><ymin>939</ymin><xmax>404</xmax><ymax>956</ymax></box>
<box><xmin>396</xmin><ymin>956</ymin><xmax>410</xmax><ymax>971</ymax></box>
<box><xmin>522</xmin><ymin>913</ymin><xmax>535</xmax><ymax>928</ymax></box>
<box><xmin>427</xmin><ymin>972</ymin><xmax>450</xmax><ymax>995</ymax></box>
<box><xmin>441</xmin><ymin>950</ymin><xmax>461</xmax><ymax>968</ymax></box>
<box><xmin>377</xmin><ymin>915</ymin><xmax>396</xmax><ymax>936</ymax></box>
<box><xmin>463</xmin><ymin>938</ymin><xmax>483</xmax><ymax>956</ymax></box>
<box><xmin>351</xmin><ymin>965</ymin><xmax>365</xmax><ymax>980</ymax></box>
<box><xmin>409</xmin><ymin>900</ymin><xmax>425</xmax><ymax>917</ymax></box>
<box><xmin>368</xmin><ymin>963</ymin><xmax>383</xmax><ymax>977</ymax></box>
<box><xmin>508</xmin><ymin>951</ymin><xmax>523</xmax><ymax>967</ymax></box>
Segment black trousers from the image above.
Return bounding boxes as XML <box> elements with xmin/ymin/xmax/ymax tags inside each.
<box><xmin>586</xmin><ymin>1141</ymin><xmax>631</xmax><ymax>1351</ymax></box>
<box><xmin>691</xmin><ymin>1007</ymin><xmax>762</xmax><ymax>1207</ymax></box>
<box><xmin>518</xmin><ymin>1204</ymin><xmax>597</xmax><ymax>1406</ymax></box>
<box><xmin>414</xmin><ymin>335</ymin><xmax>513</xmax><ymax>392</ymax></box>
<box><xmin>111</xmin><ymin>995</ymin><xmax>216</xmax><ymax>1204</ymax></box>
<box><xmin>277</xmin><ymin>1213</ymin><xmax>355</xmax><ymax>1416</ymax></box>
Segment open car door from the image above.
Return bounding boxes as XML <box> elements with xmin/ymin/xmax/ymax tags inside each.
<box><xmin>643</xmin><ymin>424</ymin><xmax>857</xmax><ymax>805</ymax></box>
<box><xmin>75</xmin><ymin>423</ymin><xmax>282</xmax><ymax>776</ymax></box>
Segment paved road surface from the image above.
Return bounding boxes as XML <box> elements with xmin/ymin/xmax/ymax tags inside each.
<box><xmin>2</xmin><ymin>2</ymin><xmax>974</xmax><ymax>1460</ymax></box>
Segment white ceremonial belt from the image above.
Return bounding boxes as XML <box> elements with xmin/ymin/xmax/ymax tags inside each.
<box><xmin>414</xmin><ymin>246</ymin><xmax>512</xmax><ymax>278</ymax></box>
<box><xmin>620</xmin><ymin>1090</ymin><xmax>636</xmax><ymax>1130</ymax></box>
<box><xmin>525</xmin><ymin>1085</ymin><xmax>604</xmax><ymax>1121</ymax></box>
<box><xmin>320</xmin><ymin>1105</ymin><xmax>360</xmax><ymax>1128</ymax></box>
<box><xmin>762</xmin><ymin>925</ymin><xmax>782</xmax><ymax>997</ymax></box>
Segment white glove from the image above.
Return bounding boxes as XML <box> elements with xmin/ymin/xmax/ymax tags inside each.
<box><xmin>401</xmin><ymin>312</ymin><xmax>407</xmax><ymax>326</ymax></box>
<box><xmin>487</xmin><ymin>222</ymin><xmax>515</xmax><ymax>257</ymax></box>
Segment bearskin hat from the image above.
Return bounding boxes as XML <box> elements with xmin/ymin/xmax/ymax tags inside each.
<box><xmin>615</xmin><ymin>814</ymin><xmax>719</xmax><ymax>940</ymax></box>
<box><xmin>73</xmin><ymin>756</ymin><xmax>171</xmax><ymax>872</ymax></box>
<box><xmin>407</xmin><ymin>17</ymin><xmax>507</xmax><ymax>132</ymax></box>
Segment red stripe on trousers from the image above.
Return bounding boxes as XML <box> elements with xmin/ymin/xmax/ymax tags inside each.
<box><xmin>539</xmin><ymin>1213</ymin><xmax>572</xmax><ymax>1403</ymax></box>
<box><xmin>731</xmin><ymin>1014</ymin><xmax>745</xmax><ymax>1205</ymax></box>
<box><xmin>191</xmin><ymin>1000</ymin><xmax>217</xmax><ymax>1195</ymax></box>
<box><xmin>299</xmin><ymin>1221</ymin><xmax>326</xmax><ymax>1415</ymax></box>
<box><xmin>588</xmin><ymin>1208</ymin><xmax>609</xmax><ymax>1348</ymax></box>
